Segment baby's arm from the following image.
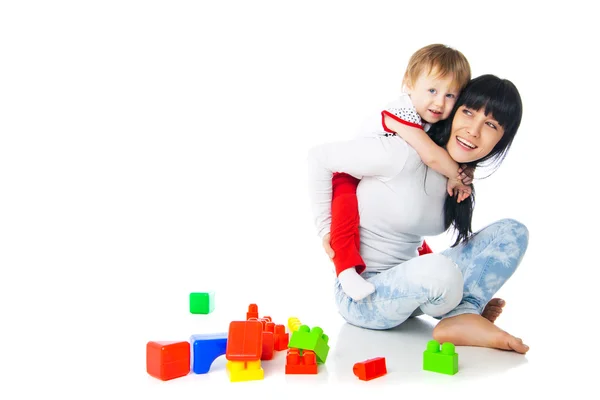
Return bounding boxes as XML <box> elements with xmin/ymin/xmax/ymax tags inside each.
<box><xmin>383</xmin><ymin>114</ymin><xmax>462</xmax><ymax>184</ymax></box>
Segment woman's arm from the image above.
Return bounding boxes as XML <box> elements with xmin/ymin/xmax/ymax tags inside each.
<box><xmin>307</xmin><ymin>136</ymin><xmax>408</xmax><ymax>238</ymax></box>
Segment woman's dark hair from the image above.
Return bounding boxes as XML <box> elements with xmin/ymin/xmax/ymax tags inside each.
<box><xmin>427</xmin><ymin>74</ymin><xmax>523</xmax><ymax>246</ymax></box>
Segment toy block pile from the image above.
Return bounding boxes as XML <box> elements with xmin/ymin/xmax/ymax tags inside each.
<box><xmin>146</xmin><ymin>292</ymin><xmax>333</xmax><ymax>382</ymax></box>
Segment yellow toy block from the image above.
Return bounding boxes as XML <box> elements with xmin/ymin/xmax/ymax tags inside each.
<box><xmin>226</xmin><ymin>360</ymin><xmax>264</xmax><ymax>382</ymax></box>
<box><xmin>288</xmin><ymin>317</ymin><xmax>302</xmax><ymax>332</ymax></box>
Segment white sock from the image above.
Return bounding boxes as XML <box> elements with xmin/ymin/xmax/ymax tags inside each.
<box><xmin>338</xmin><ymin>268</ymin><xmax>375</xmax><ymax>301</ymax></box>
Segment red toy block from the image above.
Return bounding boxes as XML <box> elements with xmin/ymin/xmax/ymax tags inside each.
<box><xmin>353</xmin><ymin>357</ymin><xmax>387</xmax><ymax>381</ymax></box>
<box><xmin>273</xmin><ymin>324</ymin><xmax>289</xmax><ymax>351</ymax></box>
<box><xmin>285</xmin><ymin>348</ymin><xmax>317</xmax><ymax>374</ymax></box>
<box><xmin>261</xmin><ymin>329</ymin><xmax>274</xmax><ymax>360</ymax></box>
<box><xmin>146</xmin><ymin>341</ymin><xmax>190</xmax><ymax>381</ymax></box>
<box><xmin>246</xmin><ymin>304</ymin><xmax>259</xmax><ymax>320</ymax></box>
<box><xmin>226</xmin><ymin>320</ymin><xmax>263</xmax><ymax>361</ymax></box>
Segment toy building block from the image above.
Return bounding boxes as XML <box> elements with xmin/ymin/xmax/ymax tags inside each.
<box><xmin>189</xmin><ymin>292</ymin><xmax>215</xmax><ymax>314</ymax></box>
<box><xmin>146</xmin><ymin>341</ymin><xmax>190</xmax><ymax>381</ymax></box>
<box><xmin>246</xmin><ymin>304</ymin><xmax>259</xmax><ymax>320</ymax></box>
<box><xmin>226</xmin><ymin>360</ymin><xmax>264</xmax><ymax>382</ymax></box>
<box><xmin>189</xmin><ymin>332</ymin><xmax>227</xmax><ymax>374</ymax></box>
<box><xmin>273</xmin><ymin>324</ymin><xmax>289</xmax><ymax>351</ymax></box>
<box><xmin>353</xmin><ymin>357</ymin><xmax>387</xmax><ymax>381</ymax></box>
<box><xmin>288</xmin><ymin>325</ymin><xmax>329</xmax><ymax>364</ymax></box>
<box><xmin>261</xmin><ymin>324</ymin><xmax>274</xmax><ymax>361</ymax></box>
<box><xmin>423</xmin><ymin>340</ymin><xmax>458</xmax><ymax>375</ymax></box>
<box><xmin>257</xmin><ymin>316</ymin><xmax>272</xmax><ymax>330</ymax></box>
<box><xmin>226</xmin><ymin>320</ymin><xmax>263</xmax><ymax>361</ymax></box>
<box><xmin>285</xmin><ymin>348</ymin><xmax>318</xmax><ymax>374</ymax></box>
<box><xmin>288</xmin><ymin>317</ymin><xmax>302</xmax><ymax>332</ymax></box>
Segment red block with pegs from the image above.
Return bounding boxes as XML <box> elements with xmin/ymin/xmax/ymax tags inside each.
<box><xmin>261</xmin><ymin>322</ymin><xmax>275</xmax><ymax>360</ymax></box>
<box><xmin>245</xmin><ymin>304</ymin><xmax>288</xmax><ymax>353</ymax></box>
<box><xmin>274</xmin><ymin>324</ymin><xmax>289</xmax><ymax>351</ymax></box>
<box><xmin>285</xmin><ymin>348</ymin><xmax>318</xmax><ymax>374</ymax></box>
<box><xmin>353</xmin><ymin>357</ymin><xmax>387</xmax><ymax>381</ymax></box>
<box><xmin>246</xmin><ymin>304</ymin><xmax>259</xmax><ymax>320</ymax></box>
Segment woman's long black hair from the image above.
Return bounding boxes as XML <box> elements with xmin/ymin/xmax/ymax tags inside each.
<box><xmin>427</xmin><ymin>74</ymin><xmax>523</xmax><ymax>246</ymax></box>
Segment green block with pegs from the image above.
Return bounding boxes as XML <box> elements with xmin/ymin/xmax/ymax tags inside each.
<box><xmin>288</xmin><ymin>325</ymin><xmax>329</xmax><ymax>364</ymax></box>
<box><xmin>189</xmin><ymin>292</ymin><xmax>215</xmax><ymax>314</ymax></box>
<box><xmin>423</xmin><ymin>340</ymin><xmax>458</xmax><ymax>375</ymax></box>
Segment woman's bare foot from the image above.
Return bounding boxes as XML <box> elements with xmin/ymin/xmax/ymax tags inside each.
<box><xmin>482</xmin><ymin>298</ymin><xmax>505</xmax><ymax>323</ymax></box>
<box><xmin>432</xmin><ymin>313</ymin><xmax>529</xmax><ymax>354</ymax></box>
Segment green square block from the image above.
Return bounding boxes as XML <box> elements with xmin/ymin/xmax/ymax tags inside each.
<box><xmin>423</xmin><ymin>340</ymin><xmax>458</xmax><ymax>375</ymax></box>
<box><xmin>189</xmin><ymin>292</ymin><xmax>215</xmax><ymax>314</ymax></box>
<box><xmin>288</xmin><ymin>325</ymin><xmax>329</xmax><ymax>364</ymax></box>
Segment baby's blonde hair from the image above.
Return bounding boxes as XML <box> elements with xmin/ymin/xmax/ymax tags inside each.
<box><xmin>403</xmin><ymin>44</ymin><xmax>471</xmax><ymax>91</ymax></box>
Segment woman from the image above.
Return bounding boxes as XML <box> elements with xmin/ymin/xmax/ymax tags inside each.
<box><xmin>307</xmin><ymin>74</ymin><xmax>529</xmax><ymax>354</ymax></box>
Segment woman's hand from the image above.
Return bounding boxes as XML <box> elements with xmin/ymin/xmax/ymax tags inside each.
<box><xmin>447</xmin><ymin>178</ymin><xmax>472</xmax><ymax>203</ymax></box>
<box><xmin>322</xmin><ymin>233</ymin><xmax>335</xmax><ymax>260</ymax></box>
<box><xmin>458</xmin><ymin>164</ymin><xmax>475</xmax><ymax>185</ymax></box>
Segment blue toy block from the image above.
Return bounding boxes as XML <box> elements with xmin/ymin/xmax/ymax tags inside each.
<box><xmin>190</xmin><ymin>332</ymin><xmax>228</xmax><ymax>374</ymax></box>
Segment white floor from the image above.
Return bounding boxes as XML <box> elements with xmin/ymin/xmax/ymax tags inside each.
<box><xmin>1</xmin><ymin>1</ymin><xmax>598</xmax><ymax>399</ymax></box>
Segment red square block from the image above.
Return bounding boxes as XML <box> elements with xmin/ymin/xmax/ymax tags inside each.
<box><xmin>146</xmin><ymin>341</ymin><xmax>190</xmax><ymax>381</ymax></box>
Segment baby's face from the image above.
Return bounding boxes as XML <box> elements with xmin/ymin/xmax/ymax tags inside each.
<box><xmin>406</xmin><ymin>72</ymin><xmax>459</xmax><ymax>124</ymax></box>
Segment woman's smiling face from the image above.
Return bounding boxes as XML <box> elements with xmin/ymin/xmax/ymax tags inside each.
<box><xmin>447</xmin><ymin>105</ymin><xmax>505</xmax><ymax>163</ymax></box>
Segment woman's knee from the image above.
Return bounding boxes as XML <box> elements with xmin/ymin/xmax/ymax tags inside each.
<box><xmin>494</xmin><ymin>218</ymin><xmax>530</xmax><ymax>257</ymax></box>
<box><xmin>418</xmin><ymin>253</ymin><xmax>463</xmax><ymax>289</ymax></box>
<box><xmin>417</xmin><ymin>254</ymin><xmax>463</xmax><ymax>316</ymax></box>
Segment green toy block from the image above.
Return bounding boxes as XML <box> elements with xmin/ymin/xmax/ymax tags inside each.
<box><xmin>288</xmin><ymin>325</ymin><xmax>329</xmax><ymax>364</ymax></box>
<box><xmin>423</xmin><ymin>340</ymin><xmax>458</xmax><ymax>375</ymax></box>
<box><xmin>189</xmin><ymin>292</ymin><xmax>215</xmax><ymax>314</ymax></box>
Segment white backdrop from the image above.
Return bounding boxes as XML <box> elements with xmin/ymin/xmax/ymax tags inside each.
<box><xmin>1</xmin><ymin>0</ymin><xmax>597</xmax><ymax>398</ymax></box>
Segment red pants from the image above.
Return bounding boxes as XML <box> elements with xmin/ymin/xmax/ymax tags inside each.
<box><xmin>331</xmin><ymin>172</ymin><xmax>432</xmax><ymax>276</ymax></box>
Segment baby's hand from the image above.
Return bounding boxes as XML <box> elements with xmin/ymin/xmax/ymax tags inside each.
<box><xmin>322</xmin><ymin>233</ymin><xmax>335</xmax><ymax>260</ymax></box>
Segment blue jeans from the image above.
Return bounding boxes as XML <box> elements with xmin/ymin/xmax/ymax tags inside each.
<box><xmin>334</xmin><ymin>218</ymin><xmax>529</xmax><ymax>329</ymax></box>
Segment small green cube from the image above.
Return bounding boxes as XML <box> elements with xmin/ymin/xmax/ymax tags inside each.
<box><xmin>423</xmin><ymin>340</ymin><xmax>458</xmax><ymax>375</ymax></box>
<box><xmin>189</xmin><ymin>292</ymin><xmax>215</xmax><ymax>314</ymax></box>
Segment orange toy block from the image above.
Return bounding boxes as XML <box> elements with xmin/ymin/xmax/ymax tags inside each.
<box><xmin>246</xmin><ymin>304</ymin><xmax>259</xmax><ymax>320</ymax></box>
<box><xmin>146</xmin><ymin>341</ymin><xmax>190</xmax><ymax>381</ymax></box>
<box><xmin>226</xmin><ymin>320</ymin><xmax>263</xmax><ymax>361</ymax></box>
<box><xmin>261</xmin><ymin>328</ymin><xmax>274</xmax><ymax>360</ymax></box>
<box><xmin>353</xmin><ymin>357</ymin><xmax>387</xmax><ymax>381</ymax></box>
<box><xmin>274</xmin><ymin>324</ymin><xmax>289</xmax><ymax>351</ymax></box>
<box><xmin>285</xmin><ymin>348</ymin><xmax>318</xmax><ymax>374</ymax></box>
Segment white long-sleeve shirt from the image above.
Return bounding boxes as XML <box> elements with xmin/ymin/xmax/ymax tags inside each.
<box><xmin>307</xmin><ymin>102</ymin><xmax>447</xmax><ymax>272</ymax></box>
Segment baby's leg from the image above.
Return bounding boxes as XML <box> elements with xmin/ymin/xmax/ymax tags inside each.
<box><xmin>331</xmin><ymin>173</ymin><xmax>374</xmax><ymax>301</ymax></box>
<box><xmin>334</xmin><ymin>254</ymin><xmax>463</xmax><ymax>329</ymax></box>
